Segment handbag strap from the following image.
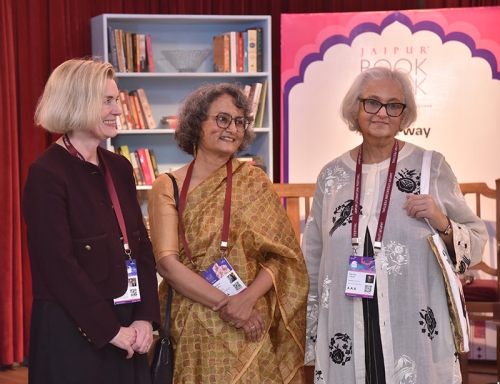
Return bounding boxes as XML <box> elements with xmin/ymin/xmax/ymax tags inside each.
<box><xmin>162</xmin><ymin>172</ymin><xmax>179</xmax><ymax>342</ymax></box>
<box><xmin>420</xmin><ymin>150</ymin><xmax>438</xmax><ymax>235</ymax></box>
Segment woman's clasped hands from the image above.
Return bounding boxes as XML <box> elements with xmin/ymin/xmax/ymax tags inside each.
<box><xmin>109</xmin><ymin>320</ymin><xmax>153</xmax><ymax>358</ymax></box>
<box><xmin>213</xmin><ymin>293</ymin><xmax>266</xmax><ymax>342</ymax></box>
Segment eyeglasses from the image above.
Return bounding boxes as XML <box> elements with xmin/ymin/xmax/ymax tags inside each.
<box><xmin>211</xmin><ymin>112</ymin><xmax>250</xmax><ymax>132</ymax></box>
<box><xmin>358</xmin><ymin>98</ymin><xmax>406</xmax><ymax>117</ymax></box>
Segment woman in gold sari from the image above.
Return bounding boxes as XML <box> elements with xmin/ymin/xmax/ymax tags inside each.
<box><xmin>148</xmin><ymin>83</ymin><xmax>308</xmax><ymax>383</ymax></box>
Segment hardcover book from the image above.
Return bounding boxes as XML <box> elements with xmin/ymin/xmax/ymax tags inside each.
<box><xmin>213</xmin><ymin>34</ymin><xmax>230</xmax><ymax>73</ymax></box>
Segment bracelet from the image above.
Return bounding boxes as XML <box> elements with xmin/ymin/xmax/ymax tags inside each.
<box><xmin>438</xmin><ymin>216</ymin><xmax>452</xmax><ymax>235</ymax></box>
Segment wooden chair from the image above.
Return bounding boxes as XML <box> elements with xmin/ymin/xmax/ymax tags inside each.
<box><xmin>273</xmin><ymin>183</ymin><xmax>316</xmax><ymax>241</ymax></box>
<box><xmin>458</xmin><ymin>180</ymin><xmax>500</xmax><ymax>383</ymax></box>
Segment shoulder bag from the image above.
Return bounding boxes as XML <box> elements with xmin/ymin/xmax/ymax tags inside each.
<box><xmin>420</xmin><ymin>150</ymin><xmax>470</xmax><ymax>354</ymax></box>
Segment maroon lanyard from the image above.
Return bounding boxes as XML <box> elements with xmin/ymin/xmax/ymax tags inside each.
<box><xmin>62</xmin><ymin>134</ymin><xmax>131</xmax><ymax>258</ymax></box>
<box><xmin>351</xmin><ymin>140</ymin><xmax>399</xmax><ymax>255</ymax></box>
<box><xmin>178</xmin><ymin>159</ymin><xmax>232</xmax><ymax>272</ymax></box>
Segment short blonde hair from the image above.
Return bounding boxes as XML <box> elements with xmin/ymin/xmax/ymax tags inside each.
<box><xmin>340</xmin><ymin>67</ymin><xmax>417</xmax><ymax>132</ymax></box>
<box><xmin>34</xmin><ymin>57</ymin><xmax>116</xmax><ymax>134</ymax></box>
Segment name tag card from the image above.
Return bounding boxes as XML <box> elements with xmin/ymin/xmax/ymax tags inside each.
<box><xmin>114</xmin><ymin>259</ymin><xmax>142</xmax><ymax>305</ymax></box>
<box><xmin>202</xmin><ymin>257</ymin><xmax>247</xmax><ymax>296</ymax></box>
<box><xmin>345</xmin><ymin>255</ymin><xmax>376</xmax><ymax>299</ymax></box>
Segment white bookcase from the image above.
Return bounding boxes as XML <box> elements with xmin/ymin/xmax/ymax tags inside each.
<box><xmin>91</xmin><ymin>14</ymin><xmax>273</xmax><ymax>185</ymax></box>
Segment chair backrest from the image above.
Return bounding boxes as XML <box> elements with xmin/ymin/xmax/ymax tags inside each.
<box><xmin>459</xmin><ymin>180</ymin><xmax>500</xmax><ymax>314</ymax></box>
<box><xmin>460</xmin><ymin>181</ymin><xmax>500</xmax><ymax>275</ymax></box>
<box><xmin>273</xmin><ymin>183</ymin><xmax>316</xmax><ymax>241</ymax></box>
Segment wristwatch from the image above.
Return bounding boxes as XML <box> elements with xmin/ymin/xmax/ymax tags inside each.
<box><xmin>438</xmin><ymin>216</ymin><xmax>452</xmax><ymax>235</ymax></box>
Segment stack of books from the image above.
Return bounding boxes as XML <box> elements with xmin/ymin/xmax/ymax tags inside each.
<box><xmin>114</xmin><ymin>145</ymin><xmax>160</xmax><ymax>186</ymax></box>
<box><xmin>243</xmin><ymin>81</ymin><xmax>268</xmax><ymax>128</ymax></box>
<box><xmin>116</xmin><ymin>88</ymin><xmax>156</xmax><ymax>130</ymax></box>
<box><xmin>213</xmin><ymin>27</ymin><xmax>263</xmax><ymax>73</ymax></box>
<box><xmin>108</xmin><ymin>27</ymin><xmax>155</xmax><ymax>73</ymax></box>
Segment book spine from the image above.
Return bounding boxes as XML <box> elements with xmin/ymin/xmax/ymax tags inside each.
<box><xmin>125</xmin><ymin>32</ymin><xmax>133</xmax><ymax>73</ymax></box>
<box><xmin>107</xmin><ymin>27</ymin><xmax>119</xmax><ymax>72</ymax></box>
<box><xmin>139</xmin><ymin>34</ymin><xmax>147</xmax><ymax>72</ymax></box>
<box><xmin>247</xmin><ymin>28</ymin><xmax>257</xmax><ymax>73</ymax></box>
<box><xmin>130</xmin><ymin>93</ymin><xmax>146</xmax><ymax>129</ymax></box>
<box><xmin>136</xmin><ymin>88</ymin><xmax>156</xmax><ymax>129</ymax></box>
<box><xmin>256</xmin><ymin>27</ymin><xmax>263</xmax><ymax>72</ymax></box>
<box><xmin>146</xmin><ymin>35</ymin><xmax>155</xmax><ymax>72</ymax></box>
<box><xmin>237</xmin><ymin>32</ymin><xmax>244</xmax><ymax>72</ymax></box>
<box><xmin>130</xmin><ymin>152</ymin><xmax>146</xmax><ymax>186</ymax></box>
<box><xmin>136</xmin><ymin>148</ymin><xmax>153</xmax><ymax>185</ymax></box>
<box><xmin>213</xmin><ymin>35</ymin><xmax>227</xmax><ymax>73</ymax></box>
<box><xmin>132</xmin><ymin>33</ymin><xmax>140</xmax><ymax>72</ymax></box>
<box><xmin>119</xmin><ymin>145</ymin><xmax>132</xmax><ymax>163</ymax></box>
<box><xmin>254</xmin><ymin>80</ymin><xmax>268</xmax><ymax>128</ymax></box>
<box><xmin>115</xmin><ymin>29</ymin><xmax>126</xmax><ymax>73</ymax></box>
<box><xmin>229</xmin><ymin>31</ymin><xmax>237</xmax><ymax>73</ymax></box>
<box><xmin>148</xmin><ymin>149</ymin><xmax>160</xmax><ymax>179</ymax></box>
<box><xmin>145</xmin><ymin>149</ymin><xmax>156</xmax><ymax>183</ymax></box>
<box><xmin>243</xmin><ymin>31</ymin><xmax>248</xmax><ymax>72</ymax></box>
<box><xmin>127</xmin><ymin>94</ymin><xmax>141</xmax><ymax>129</ymax></box>
<box><xmin>119</xmin><ymin>91</ymin><xmax>134</xmax><ymax>130</ymax></box>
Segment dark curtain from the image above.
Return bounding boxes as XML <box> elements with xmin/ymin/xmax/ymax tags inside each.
<box><xmin>2</xmin><ymin>0</ymin><xmax>500</xmax><ymax>366</ymax></box>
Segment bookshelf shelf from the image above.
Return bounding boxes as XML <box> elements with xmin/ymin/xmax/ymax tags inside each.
<box><xmin>91</xmin><ymin>14</ymin><xmax>273</xmax><ymax>182</ymax></box>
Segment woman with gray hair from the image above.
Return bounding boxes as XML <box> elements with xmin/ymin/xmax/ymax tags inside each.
<box><xmin>148</xmin><ymin>83</ymin><xmax>309</xmax><ymax>382</ymax></box>
<box><xmin>303</xmin><ymin>67</ymin><xmax>487</xmax><ymax>383</ymax></box>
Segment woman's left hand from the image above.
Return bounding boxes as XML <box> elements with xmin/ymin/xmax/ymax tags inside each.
<box><xmin>130</xmin><ymin>320</ymin><xmax>153</xmax><ymax>354</ymax></box>
<box><xmin>213</xmin><ymin>293</ymin><xmax>255</xmax><ymax>328</ymax></box>
<box><xmin>403</xmin><ymin>193</ymin><xmax>449</xmax><ymax>231</ymax></box>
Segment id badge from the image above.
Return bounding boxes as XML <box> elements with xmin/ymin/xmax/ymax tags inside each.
<box><xmin>202</xmin><ymin>257</ymin><xmax>247</xmax><ymax>296</ymax></box>
<box><xmin>114</xmin><ymin>259</ymin><xmax>142</xmax><ymax>305</ymax></box>
<box><xmin>345</xmin><ymin>255</ymin><xmax>376</xmax><ymax>299</ymax></box>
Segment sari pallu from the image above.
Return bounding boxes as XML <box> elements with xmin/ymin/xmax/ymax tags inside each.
<box><xmin>159</xmin><ymin>159</ymin><xmax>308</xmax><ymax>383</ymax></box>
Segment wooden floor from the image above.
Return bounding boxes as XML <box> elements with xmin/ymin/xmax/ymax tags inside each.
<box><xmin>0</xmin><ymin>361</ymin><xmax>498</xmax><ymax>383</ymax></box>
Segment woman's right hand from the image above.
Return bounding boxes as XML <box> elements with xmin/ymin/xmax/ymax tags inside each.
<box><xmin>110</xmin><ymin>326</ymin><xmax>136</xmax><ymax>359</ymax></box>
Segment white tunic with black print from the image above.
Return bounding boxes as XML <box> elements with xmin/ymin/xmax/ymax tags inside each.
<box><xmin>303</xmin><ymin>142</ymin><xmax>487</xmax><ymax>384</ymax></box>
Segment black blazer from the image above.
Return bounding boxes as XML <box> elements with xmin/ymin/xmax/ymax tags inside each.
<box><xmin>23</xmin><ymin>144</ymin><xmax>160</xmax><ymax>349</ymax></box>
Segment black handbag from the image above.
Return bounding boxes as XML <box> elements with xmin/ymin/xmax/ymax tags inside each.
<box><xmin>150</xmin><ymin>284</ymin><xmax>174</xmax><ymax>384</ymax></box>
<box><xmin>150</xmin><ymin>173</ymin><xmax>178</xmax><ymax>383</ymax></box>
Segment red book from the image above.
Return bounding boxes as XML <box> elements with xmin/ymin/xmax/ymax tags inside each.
<box><xmin>136</xmin><ymin>148</ymin><xmax>154</xmax><ymax>185</ymax></box>
<box><xmin>146</xmin><ymin>35</ymin><xmax>155</xmax><ymax>72</ymax></box>
<box><xmin>237</xmin><ymin>31</ymin><xmax>244</xmax><ymax>72</ymax></box>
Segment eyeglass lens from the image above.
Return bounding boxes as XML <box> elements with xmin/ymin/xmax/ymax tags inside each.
<box><xmin>361</xmin><ymin>99</ymin><xmax>405</xmax><ymax>117</ymax></box>
<box><xmin>215</xmin><ymin>113</ymin><xmax>248</xmax><ymax>131</ymax></box>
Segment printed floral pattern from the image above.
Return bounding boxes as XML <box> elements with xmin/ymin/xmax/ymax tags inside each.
<box><xmin>419</xmin><ymin>306</ymin><xmax>438</xmax><ymax>340</ymax></box>
<box><xmin>396</xmin><ymin>168</ymin><xmax>420</xmax><ymax>194</ymax></box>
<box><xmin>322</xmin><ymin>166</ymin><xmax>350</xmax><ymax>196</ymax></box>
<box><xmin>213</xmin><ymin>263</ymin><xmax>230</xmax><ymax>279</ymax></box>
<box><xmin>394</xmin><ymin>355</ymin><xmax>417</xmax><ymax>384</ymax></box>
<box><xmin>329</xmin><ymin>199</ymin><xmax>361</xmax><ymax>236</ymax></box>
<box><xmin>378</xmin><ymin>241</ymin><xmax>409</xmax><ymax>276</ymax></box>
<box><xmin>329</xmin><ymin>333</ymin><xmax>352</xmax><ymax>366</ymax></box>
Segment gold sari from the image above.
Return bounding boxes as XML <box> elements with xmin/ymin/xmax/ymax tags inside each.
<box><xmin>158</xmin><ymin>159</ymin><xmax>308</xmax><ymax>383</ymax></box>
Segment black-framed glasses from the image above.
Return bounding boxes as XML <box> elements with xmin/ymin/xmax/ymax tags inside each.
<box><xmin>358</xmin><ymin>98</ymin><xmax>406</xmax><ymax>117</ymax></box>
<box><xmin>211</xmin><ymin>112</ymin><xmax>251</xmax><ymax>132</ymax></box>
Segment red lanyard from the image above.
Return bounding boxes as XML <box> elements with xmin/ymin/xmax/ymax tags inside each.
<box><xmin>351</xmin><ymin>140</ymin><xmax>399</xmax><ymax>255</ymax></box>
<box><xmin>62</xmin><ymin>134</ymin><xmax>131</xmax><ymax>259</ymax></box>
<box><xmin>178</xmin><ymin>159</ymin><xmax>232</xmax><ymax>272</ymax></box>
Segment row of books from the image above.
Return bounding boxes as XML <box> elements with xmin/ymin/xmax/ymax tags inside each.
<box><xmin>213</xmin><ymin>27</ymin><xmax>263</xmax><ymax>73</ymax></box>
<box><xmin>114</xmin><ymin>145</ymin><xmax>159</xmax><ymax>186</ymax></box>
<box><xmin>117</xmin><ymin>88</ymin><xmax>156</xmax><ymax>130</ymax></box>
<box><xmin>244</xmin><ymin>81</ymin><xmax>267</xmax><ymax>128</ymax></box>
<box><xmin>108</xmin><ymin>27</ymin><xmax>155</xmax><ymax>73</ymax></box>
